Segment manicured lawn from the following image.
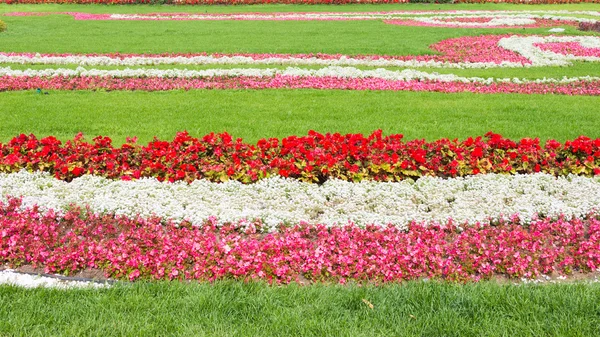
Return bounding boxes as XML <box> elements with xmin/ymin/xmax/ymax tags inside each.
<box><xmin>1</xmin><ymin>280</ymin><xmax>600</xmax><ymax>337</ymax></box>
<box><xmin>0</xmin><ymin>14</ymin><xmax>587</xmax><ymax>56</ymax></box>
<box><xmin>1</xmin><ymin>90</ymin><xmax>598</xmax><ymax>144</ymax></box>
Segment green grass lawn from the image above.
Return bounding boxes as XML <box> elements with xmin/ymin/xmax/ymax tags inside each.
<box><xmin>1</xmin><ymin>280</ymin><xmax>600</xmax><ymax>337</ymax></box>
<box><xmin>1</xmin><ymin>15</ymin><xmax>591</xmax><ymax>56</ymax></box>
<box><xmin>0</xmin><ymin>90</ymin><xmax>598</xmax><ymax>144</ymax></box>
<box><xmin>0</xmin><ymin>4</ymin><xmax>599</xmax><ymax>143</ymax></box>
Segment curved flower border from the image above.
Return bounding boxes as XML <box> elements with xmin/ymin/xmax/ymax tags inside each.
<box><xmin>2</xmin><ymin>36</ymin><xmax>598</xmax><ymax>69</ymax></box>
<box><xmin>4</xmin><ymin>10</ymin><xmax>600</xmax><ymax>22</ymax></box>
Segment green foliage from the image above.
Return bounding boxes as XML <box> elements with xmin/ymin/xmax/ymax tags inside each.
<box><xmin>0</xmin><ymin>20</ymin><xmax>6</xmax><ymax>32</ymax></box>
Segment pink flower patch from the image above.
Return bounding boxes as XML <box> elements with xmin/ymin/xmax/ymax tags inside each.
<box><xmin>1</xmin><ymin>75</ymin><xmax>598</xmax><ymax>95</ymax></box>
<box><xmin>3</xmin><ymin>198</ymin><xmax>600</xmax><ymax>283</ymax></box>
<box><xmin>535</xmin><ymin>42</ymin><xmax>600</xmax><ymax>58</ymax></box>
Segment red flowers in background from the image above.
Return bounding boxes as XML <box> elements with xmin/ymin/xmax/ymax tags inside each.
<box><xmin>2</xmin><ymin>131</ymin><xmax>600</xmax><ymax>183</ymax></box>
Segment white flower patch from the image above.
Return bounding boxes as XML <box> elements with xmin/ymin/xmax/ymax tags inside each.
<box><xmin>413</xmin><ymin>16</ymin><xmax>536</xmax><ymax>27</ymax></box>
<box><xmin>0</xmin><ymin>66</ymin><xmax>597</xmax><ymax>84</ymax></box>
<box><xmin>0</xmin><ymin>53</ymin><xmax>519</xmax><ymax>69</ymax></box>
<box><xmin>499</xmin><ymin>35</ymin><xmax>600</xmax><ymax>66</ymax></box>
<box><xmin>0</xmin><ymin>269</ymin><xmax>109</xmax><ymax>289</ymax></box>
<box><xmin>1</xmin><ymin>171</ymin><xmax>600</xmax><ymax>231</ymax></box>
<box><xmin>103</xmin><ymin>11</ymin><xmax>600</xmax><ymax>22</ymax></box>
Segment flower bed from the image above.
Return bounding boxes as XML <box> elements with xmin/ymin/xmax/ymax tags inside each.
<box><xmin>2</xmin><ymin>170</ymin><xmax>600</xmax><ymax>230</ymax></box>
<box><xmin>4</xmin><ymin>11</ymin><xmax>597</xmax><ymax>27</ymax></box>
<box><xmin>2</xmin><ymin>74</ymin><xmax>599</xmax><ymax>94</ymax></box>
<box><xmin>385</xmin><ymin>16</ymin><xmax>578</xmax><ymax>28</ymax></box>
<box><xmin>2</xmin><ymin>197</ymin><xmax>600</xmax><ymax>283</ymax></box>
<box><xmin>0</xmin><ymin>34</ymin><xmax>535</xmax><ymax>69</ymax></box>
<box><xmin>1</xmin><ymin>131</ymin><xmax>599</xmax><ymax>183</ymax></box>
<box><xmin>3</xmin><ymin>35</ymin><xmax>599</xmax><ymax>68</ymax></box>
<box><xmin>0</xmin><ymin>35</ymin><xmax>597</xmax><ymax>95</ymax></box>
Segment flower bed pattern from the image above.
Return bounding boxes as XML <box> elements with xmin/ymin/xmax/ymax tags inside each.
<box><xmin>2</xmin><ymin>74</ymin><xmax>599</xmax><ymax>95</ymax></box>
<box><xmin>1</xmin><ymin>131</ymin><xmax>599</xmax><ymax>183</ymax></box>
<box><xmin>3</xmin><ymin>171</ymin><xmax>600</xmax><ymax>230</ymax></box>
<box><xmin>0</xmin><ymin>35</ymin><xmax>536</xmax><ymax>69</ymax></box>
<box><xmin>385</xmin><ymin>16</ymin><xmax>579</xmax><ymax>28</ymax></box>
<box><xmin>3</xmin><ymin>198</ymin><xmax>600</xmax><ymax>283</ymax></box>
<box><xmin>0</xmin><ymin>34</ymin><xmax>536</xmax><ymax>69</ymax></box>
<box><xmin>4</xmin><ymin>11</ymin><xmax>596</xmax><ymax>27</ymax></box>
<box><xmin>0</xmin><ymin>36</ymin><xmax>598</xmax><ymax>94</ymax></box>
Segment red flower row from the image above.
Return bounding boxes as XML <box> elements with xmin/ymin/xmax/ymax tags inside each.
<box><xmin>2</xmin><ymin>131</ymin><xmax>599</xmax><ymax>183</ymax></box>
<box><xmin>2</xmin><ymin>198</ymin><xmax>600</xmax><ymax>283</ymax></box>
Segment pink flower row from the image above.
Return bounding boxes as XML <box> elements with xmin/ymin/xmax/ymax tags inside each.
<box><xmin>1</xmin><ymin>75</ymin><xmax>599</xmax><ymax>95</ymax></box>
<box><xmin>535</xmin><ymin>42</ymin><xmax>600</xmax><ymax>57</ymax></box>
<box><xmin>2</xmin><ymin>198</ymin><xmax>600</xmax><ymax>283</ymax></box>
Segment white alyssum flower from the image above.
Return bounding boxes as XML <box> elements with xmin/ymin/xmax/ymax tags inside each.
<box><xmin>0</xmin><ymin>53</ymin><xmax>522</xmax><ymax>69</ymax></box>
<box><xmin>0</xmin><ymin>65</ymin><xmax>597</xmax><ymax>85</ymax></box>
<box><xmin>1</xmin><ymin>171</ymin><xmax>599</xmax><ymax>231</ymax></box>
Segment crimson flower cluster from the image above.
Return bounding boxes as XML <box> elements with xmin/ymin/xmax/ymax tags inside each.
<box><xmin>1</xmin><ymin>131</ymin><xmax>599</xmax><ymax>183</ymax></box>
<box><xmin>2</xmin><ymin>198</ymin><xmax>600</xmax><ymax>283</ymax></box>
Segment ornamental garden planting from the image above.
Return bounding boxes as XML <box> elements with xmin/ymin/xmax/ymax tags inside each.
<box><xmin>1</xmin><ymin>5</ymin><xmax>600</xmax><ymax>285</ymax></box>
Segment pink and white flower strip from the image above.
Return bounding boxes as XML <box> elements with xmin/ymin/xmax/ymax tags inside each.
<box><xmin>3</xmin><ymin>36</ymin><xmax>599</xmax><ymax>68</ymax></box>
<box><xmin>5</xmin><ymin>10</ymin><xmax>599</xmax><ymax>28</ymax></box>
<box><xmin>3</xmin><ymin>171</ymin><xmax>600</xmax><ymax>283</ymax></box>
<box><xmin>3</xmin><ymin>171</ymin><xmax>600</xmax><ymax>231</ymax></box>
<box><xmin>0</xmin><ymin>36</ymin><xmax>598</xmax><ymax>94</ymax></box>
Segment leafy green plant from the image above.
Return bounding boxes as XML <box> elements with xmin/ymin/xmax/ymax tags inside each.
<box><xmin>0</xmin><ymin>20</ymin><xmax>6</xmax><ymax>33</ymax></box>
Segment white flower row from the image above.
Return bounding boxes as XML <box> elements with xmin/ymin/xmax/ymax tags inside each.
<box><xmin>1</xmin><ymin>65</ymin><xmax>597</xmax><ymax>84</ymax></box>
<box><xmin>413</xmin><ymin>16</ymin><xmax>537</xmax><ymax>27</ymax></box>
<box><xmin>0</xmin><ymin>53</ymin><xmax>519</xmax><ymax>69</ymax></box>
<box><xmin>0</xmin><ymin>269</ymin><xmax>109</xmax><ymax>289</ymax></box>
<box><xmin>409</xmin><ymin>14</ymin><xmax>595</xmax><ymax>27</ymax></box>
<box><xmin>106</xmin><ymin>11</ymin><xmax>600</xmax><ymax>21</ymax></box>
<box><xmin>2</xmin><ymin>35</ymin><xmax>598</xmax><ymax>70</ymax></box>
<box><xmin>499</xmin><ymin>35</ymin><xmax>600</xmax><ymax>67</ymax></box>
<box><xmin>1</xmin><ymin>171</ymin><xmax>600</xmax><ymax>231</ymax></box>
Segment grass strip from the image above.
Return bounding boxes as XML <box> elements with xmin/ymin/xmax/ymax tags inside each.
<box><xmin>1</xmin><ymin>281</ymin><xmax>599</xmax><ymax>336</ymax></box>
<box><xmin>0</xmin><ymin>89</ymin><xmax>598</xmax><ymax>144</ymax></box>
